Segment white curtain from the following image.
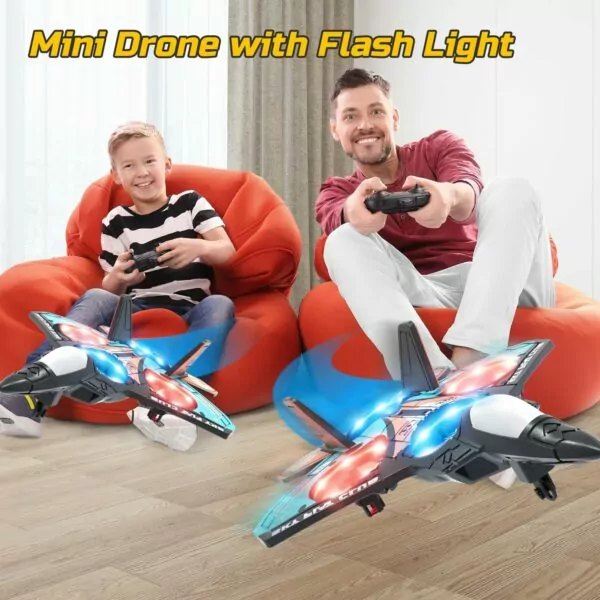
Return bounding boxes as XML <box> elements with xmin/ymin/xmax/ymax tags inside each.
<box><xmin>0</xmin><ymin>0</ymin><xmax>228</xmax><ymax>272</ymax></box>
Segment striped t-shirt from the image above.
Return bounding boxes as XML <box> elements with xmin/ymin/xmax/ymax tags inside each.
<box><xmin>99</xmin><ymin>190</ymin><xmax>225</xmax><ymax>308</ymax></box>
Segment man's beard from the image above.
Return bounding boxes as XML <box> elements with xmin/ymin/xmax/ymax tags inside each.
<box><xmin>347</xmin><ymin>142</ymin><xmax>393</xmax><ymax>165</ymax></box>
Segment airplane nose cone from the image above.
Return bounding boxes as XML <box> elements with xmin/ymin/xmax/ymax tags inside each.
<box><xmin>555</xmin><ymin>429</ymin><xmax>600</xmax><ymax>461</ymax></box>
<box><xmin>528</xmin><ymin>416</ymin><xmax>600</xmax><ymax>462</ymax></box>
<box><xmin>0</xmin><ymin>363</ymin><xmax>54</xmax><ymax>394</ymax></box>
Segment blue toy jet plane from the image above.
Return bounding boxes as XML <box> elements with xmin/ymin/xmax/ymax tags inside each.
<box><xmin>254</xmin><ymin>322</ymin><xmax>600</xmax><ymax>547</ymax></box>
<box><xmin>0</xmin><ymin>294</ymin><xmax>235</xmax><ymax>439</ymax></box>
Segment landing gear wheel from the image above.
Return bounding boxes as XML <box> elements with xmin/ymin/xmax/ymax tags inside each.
<box><xmin>358</xmin><ymin>494</ymin><xmax>385</xmax><ymax>517</ymax></box>
<box><xmin>147</xmin><ymin>408</ymin><xmax>165</xmax><ymax>426</ymax></box>
<box><xmin>32</xmin><ymin>401</ymin><xmax>47</xmax><ymax>419</ymax></box>
<box><xmin>533</xmin><ymin>473</ymin><xmax>557</xmax><ymax>501</ymax></box>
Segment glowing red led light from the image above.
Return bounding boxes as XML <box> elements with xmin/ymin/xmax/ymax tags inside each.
<box><xmin>144</xmin><ymin>369</ymin><xmax>198</xmax><ymax>412</ymax></box>
<box><xmin>58</xmin><ymin>323</ymin><xmax>108</xmax><ymax>346</ymax></box>
<box><xmin>440</xmin><ymin>355</ymin><xmax>521</xmax><ymax>396</ymax></box>
<box><xmin>308</xmin><ymin>434</ymin><xmax>388</xmax><ymax>504</ymax></box>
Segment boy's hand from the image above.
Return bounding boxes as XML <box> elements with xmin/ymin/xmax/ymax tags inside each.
<box><xmin>156</xmin><ymin>238</ymin><xmax>202</xmax><ymax>269</ymax></box>
<box><xmin>107</xmin><ymin>251</ymin><xmax>146</xmax><ymax>286</ymax></box>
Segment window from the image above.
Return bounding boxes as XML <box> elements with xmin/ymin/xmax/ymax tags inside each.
<box><xmin>0</xmin><ymin>0</ymin><xmax>228</xmax><ymax>269</ymax></box>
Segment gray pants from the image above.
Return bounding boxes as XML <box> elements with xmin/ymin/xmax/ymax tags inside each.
<box><xmin>323</xmin><ymin>177</ymin><xmax>556</xmax><ymax>378</ymax></box>
<box><xmin>27</xmin><ymin>289</ymin><xmax>236</xmax><ymax>370</ymax></box>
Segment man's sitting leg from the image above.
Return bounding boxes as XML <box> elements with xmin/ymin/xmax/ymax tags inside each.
<box><xmin>0</xmin><ymin>289</ymin><xmax>120</xmax><ymax>438</ymax></box>
<box><xmin>324</xmin><ymin>223</ymin><xmax>461</xmax><ymax>380</ymax></box>
<box><xmin>450</xmin><ymin>347</ymin><xmax>488</xmax><ymax>370</ymax></box>
<box><xmin>444</xmin><ymin>177</ymin><xmax>556</xmax><ymax>364</ymax></box>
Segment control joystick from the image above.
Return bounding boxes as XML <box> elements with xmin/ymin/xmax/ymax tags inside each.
<box><xmin>364</xmin><ymin>185</ymin><xmax>431</xmax><ymax>214</ymax></box>
<box><xmin>125</xmin><ymin>249</ymin><xmax>167</xmax><ymax>274</ymax></box>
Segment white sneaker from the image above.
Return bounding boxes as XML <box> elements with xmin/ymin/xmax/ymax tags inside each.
<box><xmin>489</xmin><ymin>467</ymin><xmax>518</xmax><ymax>489</ymax></box>
<box><xmin>127</xmin><ymin>406</ymin><xmax>198</xmax><ymax>452</ymax></box>
<box><xmin>0</xmin><ymin>400</ymin><xmax>43</xmax><ymax>438</ymax></box>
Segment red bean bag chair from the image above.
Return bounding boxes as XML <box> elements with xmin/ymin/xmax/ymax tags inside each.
<box><xmin>0</xmin><ymin>165</ymin><xmax>303</xmax><ymax>424</ymax></box>
<box><xmin>299</xmin><ymin>233</ymin><xmax>600</xmax><ymax>420</ymax></box>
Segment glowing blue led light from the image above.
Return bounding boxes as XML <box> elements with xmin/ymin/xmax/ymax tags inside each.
<box><xmin>351</xmin><ymin>392</ymin><xmax>407</xmax><ymax>436</ymax></box>
<box><xmin>354</xmin><ymin>417</ymin><xmax>366</xmax><ymax>431</ymax></box>
<box><xmin>84</xmin><ymin>348</ymin><xmax>130</xmax><ymax>384</ymax></box>
<box><xmin>141</xmin><ymin>356</ymin><xmax>165</xmax><ymax>371</ymax></box>
<box><xmin>407</xmin><ymin>396</ymin><xmax>479</xmax><ymax>459</ymax></box>
<box><xmin>128</xmin><ymin>340</ymin><xmax>168</xmax><ymax>370</ymax></box>
<box><xmin>375</xmin><ymin>402</ymin><xmax>387</xmax><ymax>411</ymax></box>
<box><xmin>413</xmin><ymin>427</ymin><xmax>431</xmax><ymax>444</ymax></box>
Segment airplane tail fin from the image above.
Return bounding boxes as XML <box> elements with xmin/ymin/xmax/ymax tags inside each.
<box><xmin>282</xmin><ymin>397</ymin><xmax>355</xmax><ymax>451</ymax></box>
<box><xmin>181</xmin><ymin>373</ymin><xmax>218</xmax><ymax>398</ymax></box>
<box><xmin>106</xmin><ymin>294</ymin><xmax>133</xmax><ymax>343</ymax></box>
<box><xmin>166</xmin><ymin>339</ymin><xmax>211</xmax><ymax>377</ymax></box>
<box><xmin>398</xmin><ymin>321</ymin><xmax>439</xmax><ymax>394</ymax></box>
<box><xmin>165</xmin><ymin>338</ymin><xmax>217</xmax><ymax>397</ymax></box>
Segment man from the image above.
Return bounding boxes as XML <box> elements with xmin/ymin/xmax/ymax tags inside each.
<box><xmin>317</xmin><ymin>67</ymin><xmax>555</xmax><ymax>376</ymax></box>
<box><xmin>315</xmin><ymin>69</ymin><xmax>556</xmax><ymax>488</ymax></box>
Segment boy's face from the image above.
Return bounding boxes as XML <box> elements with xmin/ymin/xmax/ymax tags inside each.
<box><xmin>110</xmin><ymin>136</ymin><xmax>172</xmax><ymax>209</ymax></box>
<box><xmin>330</xmin><ymin>84</ymin><xmax>398</xmax><ymax>166</ymax></box>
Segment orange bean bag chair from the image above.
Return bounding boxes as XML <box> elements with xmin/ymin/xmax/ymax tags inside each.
<box><xmin>0</xmin><ymin>165</ymin><xmax>303</xmax><ymax>424</ymax></box>
<box><xmin>298</xmin><ymin>233</ymin><xmax>600</xmax><ymax>420</ymax></box>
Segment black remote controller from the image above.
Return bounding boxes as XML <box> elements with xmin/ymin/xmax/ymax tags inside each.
<box><xmin>125</xmin><ymin>249</ymin><xmax>166</xmax><ymax>274</ymax></box>
<box><xmin>364</xmin><ymin>185</ymin><xmax>431</xmax><ymax>214</ymax></box>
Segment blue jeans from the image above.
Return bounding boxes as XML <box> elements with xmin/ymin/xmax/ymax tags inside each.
<box><xmin>27</xmin><ymin>289</ymin><xmax>236</xmax><ymax>375</ymax></box>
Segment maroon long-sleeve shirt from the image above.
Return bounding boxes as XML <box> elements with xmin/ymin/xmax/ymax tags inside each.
<box><xmin>315</xmin><ymin>129</ymin><xmax>484</xmax><ymax>275</ymax></box>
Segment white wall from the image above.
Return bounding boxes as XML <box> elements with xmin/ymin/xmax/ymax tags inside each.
<box><xmin>354</xmin><ymin>0</ymin><xmax>598</xmax><ymax>299</ymax></box>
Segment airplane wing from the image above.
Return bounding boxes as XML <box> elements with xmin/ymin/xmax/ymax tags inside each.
<box><xmin>437</xmin><ymin>339</ymin><xmax>554</xmax><ymax>399</ymax></box>
<box><xmin>132</xmin><ymin>368</ymin><xmax>235</xmax><ymax>439</ymax></box>
<box><xmin>254</xmin><ymin>430</ymin><xmax>398</xmax><ymax>548</ymax></box>
<box><xmin>30</xmin><ymin>296</ymin><xmax>135</xmax><ymax>350</ymax></box>
<box><xmin>29</xmin><ymin>311</ymin><xmax>120</xmax><ymax>349</ymax></box>
<box><xmin>396</xmin><ymin>322</ymin><xmax>552</xmax><ymax>398</ymax></box>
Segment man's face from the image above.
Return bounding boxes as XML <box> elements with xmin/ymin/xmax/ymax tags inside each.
<box><xmin>330</xmin><ymin>84</ymin><xmax>398</xmax><ymax>165</ymax></box>
<box><xmin>111</xmin><ymin>136</ymin><xmax>172</xmax><ymax>206</ymax></box>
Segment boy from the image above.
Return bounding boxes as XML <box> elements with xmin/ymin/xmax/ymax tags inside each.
<box><xmin>0</xmin><ymin>121</ymin><xmax>236</xmax><ymax>450</ymax></box>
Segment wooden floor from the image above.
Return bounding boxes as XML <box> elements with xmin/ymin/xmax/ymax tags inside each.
<box><xmin>2</xmin><ymin>402</ymin><xmax>600</xmax><ymax>600</ymax></box>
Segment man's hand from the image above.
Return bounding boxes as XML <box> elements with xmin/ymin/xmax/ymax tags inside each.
<box><xmin>403</xmin><ymin>175</ymin><xmax>476</xmax><ymax>228</ymax></box>
<box><xmin>402</xmin><ymin>175</ymin><xmax>456</xmax><ymax>229</ymax></box>
<box><xmin>343</xmin><ymin>177</ymin><xmax>388</xmax><ymax>235</ymax></box>
<box><xmin>103</xmin><ymin>251</ymin><xmax>145</xmax><ymax>295</ymax></box>
<box><xmin>156</xmin><ymin>238</ymin><xmax>203</xmax><ymax>269</ymax></box>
